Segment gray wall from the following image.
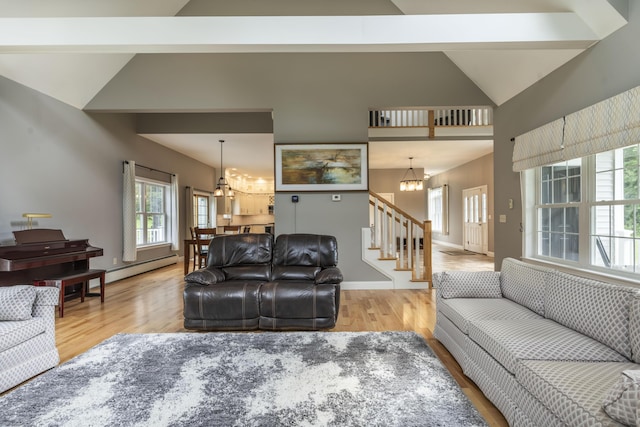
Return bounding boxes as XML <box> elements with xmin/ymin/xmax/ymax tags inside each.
<box><xmin>0</xmin><ymin>76</ymin><xmax>216</xmax><ymax>272</ymax></box>
<box><xmin>427</xmin><ymin>153</ymin><xmax>494</xmax><ymax>252</ymax></box>
<box><xmin>493</xmin><ymin>1</ymin><xmax>639</xmax><ymax>268</ymax></box>
<box><xmin>369</xmin><ymin>168</ymin><xmax>426</xmax><ymax>221</ymax></box>
<box><xmin>84</xmin><ymin>52</ymin><xmax>491</xmax><ymax>281</ymax></box>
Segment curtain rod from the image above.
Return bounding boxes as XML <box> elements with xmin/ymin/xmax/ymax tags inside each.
<box><xmin>123</xmin><ymin>160</ymin><xmax>174</xmax><ymax>177</ymax></box>
<box><xmin>186</xmin><ymin>185</ymin><xmax>214</xmax><ymax>196</ymax></box>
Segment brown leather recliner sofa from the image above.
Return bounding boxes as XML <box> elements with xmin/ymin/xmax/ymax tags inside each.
<box><xmin>183</xmin><ymin>233</ymin><xmax>342</xmax><ymax>331</ymax></box>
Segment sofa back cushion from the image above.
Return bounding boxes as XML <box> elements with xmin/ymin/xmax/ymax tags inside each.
<box><xmin>630</xmin><ymin>294</ymin><xmax>640</xmax><ymax>363</ymax></box>
<box><xmin>546</xmin><ymin>271</ymin><xmax>638</xmax><ymax>359</ymax></box>
<box><xmin>271</xmin><ymin>234</ymin><xmax>338</xmax><ymax>281</ymax></box>
<box><xmin>0</xmin><ymin>285</ymin><xmax>36</xmax><ymax>321</ymax></box>
<box><xmin>500</xmin><ymin>258</ymin><xmax>550</xmax><ymax>316</ymax></box>
<box><xmin>207</xmin><ymin>233</ymin><xmax>273</xmax><ymax>281</ymax></box>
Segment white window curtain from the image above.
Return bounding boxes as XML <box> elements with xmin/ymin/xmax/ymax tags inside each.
<box><xmin>513</xmin><ymin>84</ymin><xmax>640</xmax><ymax>172</ymax></box>
<box><xmin>122</xmin><ymin>160</ymin><xmax>137</xmax><ymax>262</ymax></box>
<box><xmin>185</xmin><ymin>186</ymin><xmax>194</xmax><ymax>238</ymax></box>
<box><xmin>209</xmin><ymin>195</ymin><xmax>217</xmax><ymax>228</ymax></box>
<box><xmin>170</xmin><ymin>174</ymin><xmax>180</xmax><ymax>251</ymax></box>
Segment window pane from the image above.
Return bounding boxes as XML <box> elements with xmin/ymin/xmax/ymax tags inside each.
<box><xmin>568</xmin><ymin>176</ymin><xmax>580</xmax><ymax>202</ymax></box>
<box><xmin>553</xmin><ymin>165</ymin><xmax>567</xmax><ymax>179</ymax></box>
<box><xmin>553</xmin><ymin>179</ymin><xmax>566</xmax><ymax>203</ymax></box>
<box><xmin>135</xmin><ymin>214</ymin><xmax>144</xmax><ymax>245</ymax></box>
<box><xmin>135</xmin><ymin>183</ymin><xmax>143</xmax><ymax>212</ymax></box>
<box><xmin>624</xmin><ymin>146</ymin><xmax>639</xmax><ymax>200</ymax></box>
<box><xmin>595</xmin><ymin>170</ymin><xmax>614</xmax><ymax>200</ymax></box>
<box><xmin>147</xmin><ymin>214</ymin><xmax>165</xmax><ymax>243</ymax></box>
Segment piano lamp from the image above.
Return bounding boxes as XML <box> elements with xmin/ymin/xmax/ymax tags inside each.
<box><xmin>399</xmin><ymin>157</ymin><xmax>424</xmax><ymax>192</ymax></box>
<box><xmin>214</xmin><ymin>139</ymin><xmax>235</xmax><ymax>198</ymax></box>
<box><xmin>22</xmin><ymin>213</ymin><xmax>52</xmax><ymax>229</ymax></box>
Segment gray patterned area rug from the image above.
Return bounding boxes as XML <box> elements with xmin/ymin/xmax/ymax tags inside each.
<box><xmin>0</xmin><ymin>331</ymin><xmax>487</xmax><ymax>426</ymax></box>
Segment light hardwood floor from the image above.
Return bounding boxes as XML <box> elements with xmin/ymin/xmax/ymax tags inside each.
<box><xmin>49</xmin><ymin>245</ymin><xmax>507</xmax><ymax>426</ymax></box>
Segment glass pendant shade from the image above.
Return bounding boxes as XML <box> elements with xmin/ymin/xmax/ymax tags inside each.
<box><xmin>399</xmin><ymin>157</ymin><xmax>424</xmax><ymax>192</ymax></box>
<box><xmin>214</xmin><ymin>139</ymin><xmax>234</xmax><ymax>198</ymax></box>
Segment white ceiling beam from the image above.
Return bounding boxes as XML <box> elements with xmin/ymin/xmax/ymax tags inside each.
<box><xmin>0</xmin><ymin>13</ymin><xmax>598</xmax><ymax>54</ymax></box>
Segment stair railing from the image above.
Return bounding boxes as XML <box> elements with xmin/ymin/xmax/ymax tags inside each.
<box><xmin>369</xmin><ymin>191</ymin><xmax>432</xmax><ymax>285</ymax></box>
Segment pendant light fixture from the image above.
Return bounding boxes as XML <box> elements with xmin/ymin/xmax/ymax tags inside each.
<box><xmin>399</xmin><ymin>157</ymin><xmax>424</xmax><ymax>192</ymax></box>
<box><xmin>214</xmin><ymin>139</ymin><xmax>234</xmax><ymax>198</ymax></box>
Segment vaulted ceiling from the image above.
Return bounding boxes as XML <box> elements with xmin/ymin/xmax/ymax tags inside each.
<box><xmin>0</xmin><ymin>0</ymin><xmax>628</xmax><ymax>176</ymax></box>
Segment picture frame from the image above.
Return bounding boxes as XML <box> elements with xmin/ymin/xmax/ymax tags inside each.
<box><xmin>275</xmin><ymin>143</ymin><xmax>369</xmax><ymax>192</ymax></box>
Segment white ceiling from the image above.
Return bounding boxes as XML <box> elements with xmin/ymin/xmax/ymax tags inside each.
<box><xmin>0</xmin><ymin>0</ymin><xmax>627</xmax><ymax>178</ymax></box>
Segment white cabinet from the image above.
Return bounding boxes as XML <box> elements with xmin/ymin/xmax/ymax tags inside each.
<box><xmin>235</xmin><ymin>192</ymin><xmax>273</xmax><ymax>215</ymax></box>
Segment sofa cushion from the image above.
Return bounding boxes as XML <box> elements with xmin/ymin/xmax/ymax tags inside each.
<box><xmin>516</xmin><ymin>360</ymin><xmax>639</xmax><ymax>427</ymax></box>
<box><xmin>602</xmin><ymin>369</ymin><xmax>640</xmax><ymax>426</ymax></box>
<box><xmin>0</xmin><ymin>285</ymin><xmax>36</xmax><ymax>321</ymax></box>
<box><xmin>500</xmin><ymin>258</ymin><xmax>550</xmax><ymax>316</ymax></box>
<box><xmin>468</xmin><ymin>319</ymin><xmax>629</xmax><ymax>374</ymax></box>
<box><xmin>546</xmin><ymin>271</ymin><xmax>638</xmax><ymax>360</ymax></box>
<box><xmin>222</xmin><ymin>265</ymin><xmax>271</xmax><ymax>281</ymax></box>
<box><xmin>0</xmin><ymin>318</ymin><xmax>46</xmax><ymax>353</ymax></box>
<box><xmin>271</xmin><ymin>265</ymin><xmax>320</xmax><ymax>281</ymax></box>
<box><xmin>435</xmin><ymin>271</ymin><xmax>502</xmax><ymax>299</ymax></box>
<box><xmin>438</xmin><ymin>298</ymin><xmax>541</xmax><ymax>334</ymax></box>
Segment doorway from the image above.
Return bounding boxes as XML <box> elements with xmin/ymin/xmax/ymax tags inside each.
<box><xmin>462</xmin><ymin>185</ymin><xmax>488</xmax><ymax>254</ymax></box>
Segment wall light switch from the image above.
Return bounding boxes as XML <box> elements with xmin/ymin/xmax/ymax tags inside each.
<box><xmin>508</xmin><ymin>198</ymin><xmax>514</xmax><ymax>209</ymax></box>
<box><xmin>499</xmin><ymin>215</ymin><xmax>507</xmax><ymax>223</ymax></box>
<box><xmin>332</xmin><ymin>194</ymin><xmax>341</xmax><ymax>202</ymax></box>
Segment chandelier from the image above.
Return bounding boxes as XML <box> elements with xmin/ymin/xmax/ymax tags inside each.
<box><xmin>214</xmin><ymin>139</ymin><xmax>235</xmax><ymax>198</ymax></box>
<box><xmin>399</xmin><ymin>157</ymin><xmax>424</xmax><ymax>192</ymax></box>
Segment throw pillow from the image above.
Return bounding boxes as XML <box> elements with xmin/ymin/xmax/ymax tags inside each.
<box><xmin>0</xmin><ymin>285</ymin><xmax>37</xmax><ymax>321</ymax></box>
<box><xmin>602</xmin><ymin>369</ymin><xmax>640</xmax><ymax>426</ymax></box>
<box><xmin>436</xmin><ymin>271</ymin><xmax>502</xmax><ymax>299</ymax></box>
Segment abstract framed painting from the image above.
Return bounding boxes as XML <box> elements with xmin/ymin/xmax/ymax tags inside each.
<box><xmin>274</xmin><ymin>143</ymin><xmax>368</xmax><ymax>192</ymax></box>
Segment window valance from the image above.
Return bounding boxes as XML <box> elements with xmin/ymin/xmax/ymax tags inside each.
<box><xmin>513</xmin><ymin>84</ymin><xmax>640</xmax><ymax>172</ymax></box>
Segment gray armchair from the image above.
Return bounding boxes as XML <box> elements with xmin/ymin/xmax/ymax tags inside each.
<box><xmin>0</xmin><ymin>285</ymin><xmax>59</xmax><ymax>392</ymax></box>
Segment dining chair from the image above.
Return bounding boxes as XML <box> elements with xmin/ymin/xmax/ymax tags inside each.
<box><xmin>193</xmin><ymin>227</ymin><xmax>217</xmax><ymax>269</ymax></box>
<box><xmin>224</xmin><ymin>225</ymin><xmax>241</xmax><ymax>234</ymax></box>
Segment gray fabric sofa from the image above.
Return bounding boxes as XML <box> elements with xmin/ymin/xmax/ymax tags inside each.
<box><xmin>434</xmin><ymin>258</ymin><xmax>640</xmax><ymax>427</ymax></box>
<box><xmin>0</xmin><ymin>285</ymin><xmax>59</xmax><ymax>393</ymax></box>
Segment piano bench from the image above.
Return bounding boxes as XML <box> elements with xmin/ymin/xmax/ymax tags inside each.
<box><xmin>36</xmin><ymin>269</ymin><xmax>105</xmax><ymax>317</ymax></box>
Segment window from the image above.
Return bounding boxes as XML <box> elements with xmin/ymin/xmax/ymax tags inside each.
<box><xmin>592</xmin><ymin>146</ymin><xmax>640</xmax><ymax>272</ymax></box>
<box><xmin>536</xmin><ymin>161</ymin><xmax>581</xmax><ymax>262</ymax></box>
<box><xmin>524</xmin><ymin>144</ymin><xmax>640</xmax><ymax>278</ymax></box>
<box><xmin>135</xmin><ymin>179</ymin><xmax>169</xmax><ymax>246</ymax></box>
<box><xmin>428</xmin><ymin>185</ymin><xmax>448</xmax><ymax>234</ymax></box>
<box><xmin>193</xmin><ymin>194</ymin><xmax>211</xmax><ymax>228</ymax></box>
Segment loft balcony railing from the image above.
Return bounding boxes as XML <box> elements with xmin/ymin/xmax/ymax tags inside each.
<box><xmin>369</xmin><ymin>107</ymin><xmax>493</xmax><ymax>136</ymax></box>
<box><xmin>369</xmin><ymin>191</ymin><xmax>432</xmax><ymax>285</ymax></box>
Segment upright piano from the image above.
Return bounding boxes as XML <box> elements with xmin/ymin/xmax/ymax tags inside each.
<box><xmin>0</xmin><ymin>229</ymin><xmax>104</xmax><ymax>291</ymax></box>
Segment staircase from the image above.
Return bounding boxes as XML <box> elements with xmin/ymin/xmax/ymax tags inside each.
<box><xmin>360</xmin><ymin>192</ymin><xmax>432</xmax><ymax>290</ymax></box>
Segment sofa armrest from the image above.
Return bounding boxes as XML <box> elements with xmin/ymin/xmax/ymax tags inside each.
<box><xmin>184</xmin><ymin>268</ymin><xmax>226</xmax><ymax>285</ymax></box>
<box><xmin>315</xmin><ymin>267</ymin><xmax>343</xmax><ymax>285</ymax></box>
<box><xmin>34</xmin><ymin>286</ymin><xmax>60</xmax><ymax>306</ymax></box>
<box><xmin>434</xmin><ymin>271</ymin><xmax>502</xmax><ymax>299</ymax></box>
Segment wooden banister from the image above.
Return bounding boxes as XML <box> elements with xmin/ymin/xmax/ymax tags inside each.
<box><xmin>369</xmin><ymin>191</ymin><xmax>432</xmax><ymax>286</ymax></box>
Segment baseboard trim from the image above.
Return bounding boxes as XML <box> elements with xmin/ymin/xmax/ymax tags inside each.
<box><xmin>341</xmin><ymin>281</ymin><xmax>394</xmax><ymax>290</ymax></box>
<box><xmin>105</xmin><ymin>255</ymin><xmax>179</xmax><ymax>284</ymax></box>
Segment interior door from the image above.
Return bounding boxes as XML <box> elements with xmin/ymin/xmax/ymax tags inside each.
<box><xmin>463</xmin><ymin>186</ymin><xmax>488</xmax><ymax>253</ymax></box>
